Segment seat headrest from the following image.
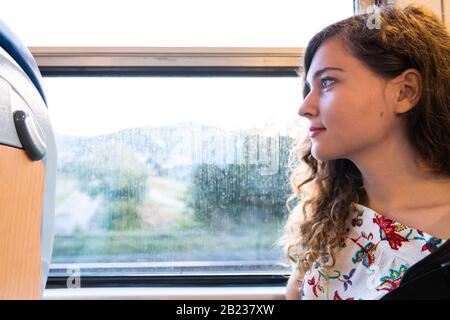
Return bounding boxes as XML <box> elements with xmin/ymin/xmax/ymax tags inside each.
<box><xmin>0</xmin><ymin>19</ymin><xmax>47</xmax><ymax>105</ymax></box>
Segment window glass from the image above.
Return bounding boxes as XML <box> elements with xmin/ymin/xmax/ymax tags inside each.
<box><xmin>45</xmin><ymin>76</ymin><xmax>307</xmax><ymax>274</ymax></box>
<box><xmin>2</xmin><ymin>0</ymin><xmax>353</xmax><ymax>47</ymax></box>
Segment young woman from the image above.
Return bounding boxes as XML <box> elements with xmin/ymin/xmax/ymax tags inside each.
<box><xmin>282</xmin><ymin>5</ymin><xmax>450</xmax><ymax>300</ymax></box>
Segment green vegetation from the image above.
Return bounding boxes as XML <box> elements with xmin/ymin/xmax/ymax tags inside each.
<box><xmin>52</xmin><ymin>221</ymin><xmax>284</xmax><ymax>263</ymax></box>
<box><xmin>59</xmin><ymin>141</ymin><xmax>149</xmax><ymax>230</ymax></box>
<box><xmin>188</xmin><ymin>135</ymin><xmax>293</xmax><ymax>227</ymax></box>
<box><xmin>53</xmin><ymin>131</ymin><xmax>294</xmax><ymax>264</ymax></box>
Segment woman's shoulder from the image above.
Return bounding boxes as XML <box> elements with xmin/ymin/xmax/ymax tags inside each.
<box><xmin>348</xmin><ymin>202</ymin><xmax>446</xmax><ymax>256</ymax></box>
<box><xmin>299</xmin><ymin>202</ymin><xmax>446</xmax><ymax>299</ymax></box>
<box><xmin>350</xmin><ymin>202</ymin><xmax>449</xmax><ymax>242</ymax></box>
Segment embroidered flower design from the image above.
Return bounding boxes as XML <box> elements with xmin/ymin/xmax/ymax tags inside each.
<box><xmin>376</xmin><ymin>265</ymin><xmax>409</xmax><ymax>292</ymax></box>
<box><xmin>333</xmin><ymin>290</ymin><xmax>355</xmax><ymax>300</ymax></box>
<box><xmin>351</xmin><ymin>239</ymin><xmax>378</xmax><ymax>269</ymax></box>
<box><xmin>301</xmin><ymin>204</ymin><xmax>442</xmax><ymax>300</ymax></box>
<box><xmin>421</xmin><ymin>237</ymin><xmax>442</xmax><ymax>253</ymax></box>
<box><xmin>338</xmin><ymin>268</ymin><xmax>356</xmax><ymax>291</ymax></box>
<box><xmin>351</xmin><ymin>208</ymin><xmax>364</xmax><ymax>227</ymax></box>
<box><xmin>361</xmin><ymin>231</ymin><xmax>374</xmax><ymax>241</ymax></box>
<box><xmin>352</xmin><ymin>217</ymin><xmax>363</xmax><ymax>227</ymax></box>
<box><xmin>307</xmin><ymin>275</ymin><xmax>324</xmax><ymax>298</ymax></box>
<box><xmin>373</xmin><ymin>215</ymin><xmax>408</xmax><ymax>250</ymax></box>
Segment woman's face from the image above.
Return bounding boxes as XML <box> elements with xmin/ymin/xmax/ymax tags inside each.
<box><xmin>298</xmin><ymin>37</ymin><xmax>400</xmax><ymax>161</ymax></box>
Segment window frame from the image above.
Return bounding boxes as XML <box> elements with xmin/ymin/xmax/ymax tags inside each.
<box><xmin>31</xmin><ymin>47</ymin><xmax>304</xmax><ymax>76</ymax></box>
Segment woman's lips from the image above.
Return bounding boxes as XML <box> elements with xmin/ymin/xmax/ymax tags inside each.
<box><xmin>309</xmin><ymin>128</ymin><xmax>326</xmax><ymax>138</ymax></box>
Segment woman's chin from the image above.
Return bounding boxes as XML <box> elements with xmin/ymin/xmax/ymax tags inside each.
<box><xmin>311</xmin><ymin>146</ymin><xmax>340</xmax><ymax>161</ymax></box>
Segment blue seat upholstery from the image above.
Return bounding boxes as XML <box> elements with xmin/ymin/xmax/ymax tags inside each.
<box><xmin>0</xmin><ymin>19</ymin><xmax>47</xmax><ymax>105</ymax></box>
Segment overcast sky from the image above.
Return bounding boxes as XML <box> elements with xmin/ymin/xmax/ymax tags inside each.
<box><xmin>2</xmin><ymin>0</ymin><xmax>353</xmax><ymax>136</ymax></box>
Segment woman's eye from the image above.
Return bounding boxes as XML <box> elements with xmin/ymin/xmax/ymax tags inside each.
<box><xmin>321</xmin><ymin>78</ymin><xmax>335</xmax><ymax>89</ymax></box>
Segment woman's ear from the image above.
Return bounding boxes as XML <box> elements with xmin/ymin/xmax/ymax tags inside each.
<box><xmin>390</xmin><ymin>68</ymin><xmax>422</xmax><ymax>114</ymax></box>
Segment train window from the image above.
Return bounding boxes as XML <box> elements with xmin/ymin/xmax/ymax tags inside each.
<box><xmin>43</xmin><ymin>73</ymin><xmax>305</xmax><ymax>284</ymax></box>
<box><xmin>2</xmin><ymin>0</ymin><xmax>353</xmax><ymax>47</ymax></box>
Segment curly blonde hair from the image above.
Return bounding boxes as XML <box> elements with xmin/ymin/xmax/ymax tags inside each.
<box><xmin>280</xmin><ymin>4</ymin><xmax>450</xmax><ymax>281</ymax></box>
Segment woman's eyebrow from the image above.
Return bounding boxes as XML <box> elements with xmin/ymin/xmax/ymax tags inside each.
<box><xmin>305</xmin><ymin>67</ymin><xmax>345</xmax><ymax>87</ymax></box>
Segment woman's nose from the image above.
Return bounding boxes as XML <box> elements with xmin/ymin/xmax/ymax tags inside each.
<box><xmin>297</xmin><ymin>92</ymin><xmax>318</xmax><ymax>119</ymax></box>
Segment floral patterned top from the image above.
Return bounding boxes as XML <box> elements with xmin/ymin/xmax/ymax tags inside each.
<box><xmin>299</xmin><ymin>202</ymin><xmax>447</xmax><ymax>300</ymax></box>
